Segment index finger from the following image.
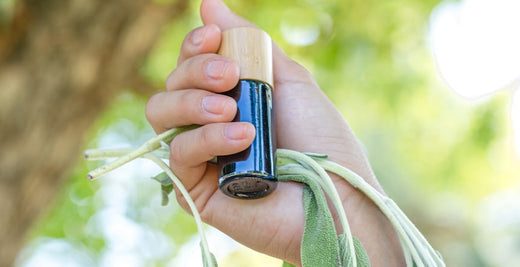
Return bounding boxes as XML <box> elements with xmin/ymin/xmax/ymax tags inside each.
<box><xmin>177</xmin><ymin>24</ymin><xmax>222</xmax><ymax>66</ymax></box>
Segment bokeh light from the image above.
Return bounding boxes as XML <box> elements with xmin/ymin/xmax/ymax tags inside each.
<box><xmin>429</xmin><ymin>0</ymin><xmax>520</xmax><ymax>99</ymax></box>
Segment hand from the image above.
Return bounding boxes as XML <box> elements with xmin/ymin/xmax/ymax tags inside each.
<box><xmin>145</xmin><ymin>0</ymin><xmax>404</xmax><ymax>265</ymax></box>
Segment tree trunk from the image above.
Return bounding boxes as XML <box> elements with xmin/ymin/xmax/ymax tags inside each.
<box><xmin>0</xmin><ymin>0</ymin><xmax>188</xmax><ymax>265</ymax></box>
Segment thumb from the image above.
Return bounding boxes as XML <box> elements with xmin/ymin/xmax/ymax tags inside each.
<box><xmin>200</xmin><ymin>0</ymin><xmax>314</xmax><ymax>86</ymax></box>
<box><xmin>200</xmin><ymin>0</ymin><xmax>257</xmax><ymax>30</ymax></box>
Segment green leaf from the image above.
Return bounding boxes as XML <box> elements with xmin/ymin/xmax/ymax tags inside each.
<box><xmin>281</xmin><ymin>174</ymin><xmax>341</xmax><ymax>267</ymax></box>
<box><xmin>201</xmin><ymin>242</ymin><xmax>218</xmax><ymax>267</ymax></box>
<box><xmin>151</xmin><ymin>172</ymin><xmax>174</xmax><ymax>206</ymax></box>
<box><xmin>301</xmin><ymin>184</ymin><xmax>341</xmax><ymax>266</ymax></box>
<box><xmin>282</xmin><ymin>261</ymin><xmax>296</xmax><ymax>267</ymax></box>
<box><xmin>352</xmin><ymin>237</ymin><xmax>370</xmax><ymax>267</ymax></box>
<box><xmin>338</xmin><ymin>234</ymin><xmax>370</xmax><ymax>267</ymax></box>
<box><xmin>160</xmin><ymin>184</ymin><xmax>173</xmax><ymax>206</ymax></box>
<box><xmin>151</xmin><ymin>171</ymin><xmax>172</xmax><ymax>186</ymax></box>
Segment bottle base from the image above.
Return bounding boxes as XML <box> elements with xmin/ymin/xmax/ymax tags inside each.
<box><xmin>218</xmin><ymin>173</ymin><xmax>277</xmax><ymax>199</ymax></box>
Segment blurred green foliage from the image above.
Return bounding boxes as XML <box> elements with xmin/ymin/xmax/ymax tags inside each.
<box><xmin>17</xmin><ymin>0</ymin><xmax>520</xmax><ymax>266</ymax></box>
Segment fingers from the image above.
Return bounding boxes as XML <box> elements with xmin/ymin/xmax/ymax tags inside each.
<box><xmin>146</xmin><ymin>89</ymin><xmax>237</xmax><ymax>133</ymax></box>
<box><xmin>152</xmin><ymin>45</ymin><xmax>241</xmax><ymax>134</ymax></box>
<box><xmin>169</xmin><ymin>122</ymin><xmax>256</xmax><ymax>190</ymax></box>
<box><xmin>177</xmin><ymin>23</ymin><xmax>221</xmax><ymax>65</ymax></box>
<box><xmin>166</xmin><ymin>54</ymin><xmax>239</xmax><ymax>92</ymax></box>
<box><xmin>172</xmin><ymin>23</ymin><xmax>238</xmax><ymax>93</ymax></box>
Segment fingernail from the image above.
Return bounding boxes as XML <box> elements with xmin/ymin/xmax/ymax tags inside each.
<box><xmin>225</xmin><ymin>123</ymin><xmax>250</xmax><ymax>140</ymax></box>
<box><xmin>191</xmin><ymin>27</ymin><xmax>205</xmax><ymax>46</ymax></box>
<box><xmin>206</xmin><ymin>59</ymin><xmax>230</xmax><ymax>80</ymax></box>
<box><xmin>202</xmin><ymin>95</ymin><xmax>227</xmax><ymax>115</ymax></box>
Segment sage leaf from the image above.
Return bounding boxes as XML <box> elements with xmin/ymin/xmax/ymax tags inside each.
<box><xmin>302</xmin><ymin>185</ymin><xmax>341</xmax><ymax>266</ymax></box>
<box><xmin>151</xmin><ymin>172</ymin><xmax>174</xmax><ymax>206</ymax></box>
<box><xmin>159</xmin><ymin>184</ymin><xmax>173</xmax><ymax>206</ymax></box>
<box><xmin>338</xmin><ymin>234</ymin><xmax>370</xmax><ymax>267</ymax></box>
<box><xmin>151</xmin><ymin>172</ymin><xmax>172</xmax><ymax>186</ymax></box>
<box><xmin>200</xmin><ymin>242</ymin><xmax>218</xmax><ymax>267</ymax></box>
<box><xmin>280</xmin><ymin>174</ymin><xmax>341</xmax><ymax>267</ymax></box>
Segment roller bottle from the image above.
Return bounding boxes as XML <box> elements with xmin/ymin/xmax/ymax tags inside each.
<box><xmin>217</xmin><ymin>27</ymin><xmax>277</xmax><ymax>199</ymax></box>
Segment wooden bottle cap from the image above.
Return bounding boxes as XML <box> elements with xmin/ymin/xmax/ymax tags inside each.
<box><xmin>218</xmin><ymin>27</ymin><xmax>274</xmax><ymax>88</ymax></box>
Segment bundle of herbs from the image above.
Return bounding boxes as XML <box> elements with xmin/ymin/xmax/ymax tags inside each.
<box><xmin>85</xmin><ymin>125</ymin><xmax>445</xmax><ymax>267</ymax></box>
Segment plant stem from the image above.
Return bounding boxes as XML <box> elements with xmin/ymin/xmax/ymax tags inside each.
<box><xmin>316</xmin><ymin>158</ymin><xmax>445</xmax><ymax>267</ymax></box>
<box><xmin>86</xmin><ymin>126</ymin><xmax>196</xmax><ymax>180</ymax></box>
<box><xmin>144</xmin><ymin>154</ymin><xmax>215</xmax><ymax>267</ymax></box>
<box><xmin>85</xmin><ymin>148</ymin><xmax>170</xmax><ymax>160</ymax></box>
<box><xmin>316</xmin><ymin>158</ymin><xmax>423</xmax><ymax>264</ymax></box>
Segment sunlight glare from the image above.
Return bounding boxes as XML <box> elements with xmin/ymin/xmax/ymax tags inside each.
<box><xmin>280</xmin><ymin>7</ymin><xmax>331</xmax><ymax>46</ymax></box>
<box><xmin>429</xmin><ymin>0</ymin><xmax>520</xmax><ymax>99</ymax></box>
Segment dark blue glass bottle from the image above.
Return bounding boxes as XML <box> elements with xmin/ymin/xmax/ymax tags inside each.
<box><xmin>217</xmin><ymin>80</ymin><xmax>277</xmax><ymax>199</ymax></box>
<box><xmin>216</xmin><ymin>27</ymin><xmax>277</xmax><ymax>199</ymax></box>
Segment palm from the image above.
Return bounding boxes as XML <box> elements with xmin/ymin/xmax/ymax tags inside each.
<box><xmin>184</xmin><ymin>67</ymin><xmax>372</xmax><ymax>264</ymax></box>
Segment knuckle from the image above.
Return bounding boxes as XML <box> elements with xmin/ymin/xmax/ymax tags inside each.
<box><xmin>169</xmin><ymin>138</ymin><xmax>186</xmax><ymax>166</ymax></box>
<box><xmin>165</xmin><ymin>68</ymin><xmax>178</xmax><ymax>90</ymax></box>
<box><xmin>177</xmin><ymin>90</ymin><xmax>192</xmax><ymax>105</ymax></box>
<box><xmin>145</xmin><ymin>93</ymin><xmax>161</xmax><ymax>124</ymax></box>
<box><xmin>178</xmin><ymin>90</ymin><xmax>202</xmax><ymax>117</ymax></box>
<box><xmin>199</xmin><ymin>126</ymin><xmax>214</xmax><ymax>149</ymax></box>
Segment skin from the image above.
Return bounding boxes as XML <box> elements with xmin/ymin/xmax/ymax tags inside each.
<box><xmin>145</xmin><ymin>0</ymin><xmax>405</xmax><ymax>266</ymax></box>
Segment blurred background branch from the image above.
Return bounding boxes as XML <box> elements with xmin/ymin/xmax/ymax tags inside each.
<box><xmin>0</xmin><ymin>0</ymin><xmax>188</xmax><ymax>265</ymax></box>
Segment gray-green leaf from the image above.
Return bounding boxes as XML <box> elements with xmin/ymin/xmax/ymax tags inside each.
<box><xmin>280</xmin><ymin>174</ymin><xmax>341</xmax><ymax>267</ymax></box>
<box><xmin>151</xmin><ymin>172</ymin><xmax>172</xmax><ymax>186</ymax></box>
<box><xmin>200</xmin><ymin>242</ymin><xmax>218</xmax><ymax>267</ymax></box>
<box><xmin>151</xmin><ymin>172</ymin><xmax>174</xmax><ymax>206</ymax></box>
<box><xmin>338</xmin><ymin>234</ymin><xmax>370</xmax><ymax>267</ymax></box>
